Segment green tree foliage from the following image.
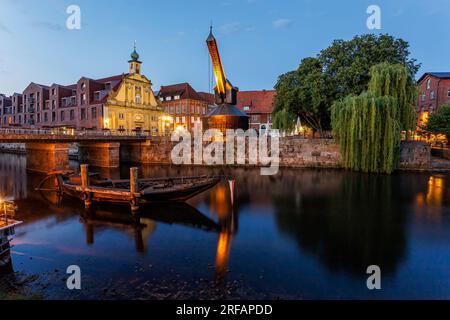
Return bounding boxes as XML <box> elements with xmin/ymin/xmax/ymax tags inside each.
<box><xmin>331</xmin><ymin>63</ymin><xmax>417</xmax><ymax>174</ymax></box>
<box><xmin>425</xmin><ymin>104</ymin><xmax>450</xmax><ymax>145</ymax></box>
<box><xmin>273</xmin><ymin>58</ymin><xmax>329</xmax><ymax>134</ymax></box>
<box><xmin>273</xmin><ymin>34</ymin><xmax>420</xmax><ymax>134</ymax></box>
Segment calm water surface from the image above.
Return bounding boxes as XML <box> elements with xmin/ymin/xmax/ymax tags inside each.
<box><xmin>1</xmin><ymin>153</ymin><xmax>450</xmax><ymax>299</ymax></box>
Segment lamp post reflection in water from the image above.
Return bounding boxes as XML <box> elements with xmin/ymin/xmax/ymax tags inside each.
<box><xmin>210</xmin><ymin>181</ymin><xmax>237</xmax><ymax>281</ymax></box>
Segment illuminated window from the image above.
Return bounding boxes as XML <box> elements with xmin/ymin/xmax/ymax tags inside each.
<box><xmin>174</xmin><ymin>95</ymin><xmax>180</xmax><ymax>100</ymax></box>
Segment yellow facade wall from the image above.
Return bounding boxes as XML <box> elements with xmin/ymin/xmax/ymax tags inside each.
<box><xmin>103</xmin><ymin>73</ymin><xmax>167</xmax><ymax>135</ymax></box>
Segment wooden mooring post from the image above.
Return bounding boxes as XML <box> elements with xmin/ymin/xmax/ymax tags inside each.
<box><xmin>130</xmin><ymin>167</ymin><xmax>140</xmax><ymax>213</ymax></box>
<box><xmin>80</xmin><ymin>164</ymin><xmax>91</xmax><ymax>209</ymax></box>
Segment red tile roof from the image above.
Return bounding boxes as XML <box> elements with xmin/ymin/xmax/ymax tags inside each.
<box><xmin>236</xmin><ymin>90</ymin><xmax>275</xmax><ymax>114</ymax></box>
<box><xmin>159</xmin><ymin>83</ymin><xmax>203</xmax><ymax>101</ymax></box>
<box><xmin>197</xmin><ymin>90</ymin><xmax>276</xmax><ymax>114</ymax></box>
<box><xmin>197</xmin><ymin>92</ymin><xmax>215</xmax><ymax>105</ymax></box>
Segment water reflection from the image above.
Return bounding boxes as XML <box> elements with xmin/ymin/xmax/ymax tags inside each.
<box><xmin>273</xmin><ymin>173</ymin><xmax>408</xmax><ymax>275</ymax></box>
<box><xmin>1</xmin><ymin>153</ymin><xmax>450</xmax><ymax>298</ymax></box>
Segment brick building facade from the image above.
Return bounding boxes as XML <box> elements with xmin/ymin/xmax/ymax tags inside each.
<box><xmin>0</xmin><ymin>48</ymin><xmax>165</xmax><ymax>134</ymax></box>
<box><xmin>158</xmin><ymin>83</ymin><xmax>211</xmax><ymax>130</ymax></box>
<box><xmin>417</xmin><ymin>72</ymin><xmax>450</xmax><ymax>127</ymax></box>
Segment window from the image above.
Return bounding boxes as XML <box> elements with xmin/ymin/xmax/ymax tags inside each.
<box><xmin>174</xmin><ymin>95</ymin><xmax>180</xmax><ymax>100</ymax></box>
<box><xmin>182</xmin><ymin>105</ymin><xmax>186</xmax><ymax>113</ymax></box>
<box><xmin>243</xmin><ymin>106</ymin><xmax>250</xmax><ymax>111</ymax></box>
<box><xmin>421</xmin><ymin>92</ymin><xmax>426</xmax><ymax>101</ymax></box>
<box><xmin>166</xmin><ymin>96</ymin><xmax>172</xmax><ymax>101</ymax></box>
<box><xmin>176</xmin><ymin>117</ymin><xmax>179</xmax><ymax>123</ymax></box>
<box><xmin>160</xmin><ymin>97</ymin><xmax>164</xmax><ymax>102</ymax></box>
<box><xmin>51</xmin><ymin>88</ymin><xmax>56</xmax><ymax>96</ymax></box>
<box><xmin>45</xmin><ymin>101</ymin><xmax>50</xmax><ymax>109</ymax></box>
<box><xmin>119</xmin><ymin>113</ymin><xmax>124</xmax><ymax>120</ymax></box>
<box><xmin>429</xmin><ymin>104</ymin><xmax>434</xmax><ymax>114</ymax></box>
<box><xmin>44</xmin><ymin>112</ymin><xmax>48</xmax><ymax>122</ymax></box>
<box><xmin>430</xmin><ymin>91</ymin><xmax>435</xmax><ymax>100</ymax></box>
<box><xmin>52</xmin><ymin>112</ymin><xmax>56</xmax><ymax>122</ymax></box>
<box><xmin>37</xmin><ymin>113</ymin><xmax>40</xmax><ymax>123</ymax></box>
<box><xmin>176</xmin><ymin>106</ymin><xmax>180</xmax><ymax>114</ymax></box>
<box><xmin>105</xmin><ymin>82</ymin><xmax>111</xmax><ymax>90</ymax></box>
<box><xmin>52</xmin><ymin>100</ymin><xmax>56</xmax><ymax>109</ymax></box>
<box><xmin>18</xmin><ymin>115</ymin><xmax>21</xmax><ymax>123</ymax></box>
<box><xmin>80</xmin><ymin>93</ymin><xmax>86</xmax><ymax>105</ymax></box>
<box><xmin>170</xmin><ymin>106</ymin><xmax>174</xmax><ymax>114</ymax></box>
<box><xmin>81</xmin><ymin>108</ymin><xmax>86</xmax><ymax>120</ymax></box>
<box><xmin>70</xmin><ymin>109</ymin><xmax>75</xmax><ymax>120</ymax></box>
<box><xmin>202</xmin><ymin>107</ymin><xmax>206</xmax><ymax>114</ymax></box>
<box><xmin>427</xmin><ymin>79</ymin><xmax>431</xmax><ymax>90</ymax></box>
<box><xmin>136</xmin><ymin>94</ymin><xmax>141</xmax><ymax>104</ymax></box>
<box><xmin>61</xmin><ymin>110</ymin><xmax>65</xmax><ymax>121</ymax></box>
<box><xmin>92</xmin><ymin>107</ymin><xmax>97</xmax><ymax>119</ymax></box>
<box><xmin>252</xmin><ymin>114</ymin><xmax>259</xmax><ymax>122</ymax></box>
<box><xmin>182</xmin><ymin>116</ymin><xmax>186</xmax><ymax>123</ymax></box>
<box><xmin>448</xmin><ymin>88</ymin><xmax>450</xmax><ymax>98</ymax></box>
<box><xmin>268</xmin><ymin>114</ymin><xmax>272</xmax><ymax>122</ymax></box>
<box><xmin>191</xmin><ymin>106</ymin><xmax>194</xmax><ymax>113</ymax></box>
<box><xmin>196</xmin><ymin>106</ymin><xmax>200</xmax><ymax>114</ymax></box>
<box><xmin>81</xmin><ymin>83</ymin><xmax>86</xmax><ymax>91</ymax></box>
<box><xmin>94</xmin><ymin>91</ymin><xmax>100</xmax><ymax>101</ymax></box>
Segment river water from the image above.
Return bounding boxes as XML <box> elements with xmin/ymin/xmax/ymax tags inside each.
<box><xmin>0</xmin><ymin>153</ymin><xmax>449</xmax><ymax>299</ymax></box>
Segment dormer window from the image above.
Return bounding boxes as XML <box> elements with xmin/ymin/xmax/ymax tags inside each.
<box><xmin>166</xmin><ymin>96</ymin><xmax>172</xmax><ymax>101</ymax></box>
<box><xmin>174</xmin><ymin>95</ymin><xmax>180</xmax><ymax>100</ymax></box>
<box><xmin>94</xmin><ymin>91</ymin><xmax>100</xmax><ymax>101</ymax></box>
<box><xmin>159</xmin><ymin>97</ymin><xmax>164</xmax><ymax>102</ymax></box>
<box><xmin>105</xmin><ymin>82</ymin><xmax>111</xmax><ymax>90</ymax></box>
<box><xmin>243</xmin><ymin>105</ymin><xmax>250</xmax><ymax>111</ymax></box>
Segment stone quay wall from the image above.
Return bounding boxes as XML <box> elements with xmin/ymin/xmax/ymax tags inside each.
<box><xmin>122</xmin><ymin>137</ymin><xmax>431</xmax><ymax>170</ymax></box>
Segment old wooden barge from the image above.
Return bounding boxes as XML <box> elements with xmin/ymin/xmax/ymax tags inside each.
<box><xmin>40</xmin><ymin>165</ymin><xmax>220</xmax><ymax>212</ymax></box>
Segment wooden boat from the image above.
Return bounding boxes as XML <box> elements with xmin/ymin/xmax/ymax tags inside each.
<box><xmin>40</xmin><ymin>166</ymin><xmax>220</xmax><ymax>210</ymax></box>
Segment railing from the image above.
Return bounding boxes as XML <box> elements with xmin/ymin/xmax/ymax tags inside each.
<box><xmin>0</xmin><ymin>127</ymin><xmax>154</xmax><ymax>138</ymax></box>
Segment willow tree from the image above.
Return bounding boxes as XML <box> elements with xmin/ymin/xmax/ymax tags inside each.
<box><xmin>331</xmin><ymin>63</ymin><xmax>417</xmax><ymax>174</ymax></box>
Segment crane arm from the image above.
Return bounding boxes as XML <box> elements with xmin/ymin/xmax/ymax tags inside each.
<box><xmin>206</xmin><ymin>33</ymin><xmax>227</xmax><ymax>97</ymax></box>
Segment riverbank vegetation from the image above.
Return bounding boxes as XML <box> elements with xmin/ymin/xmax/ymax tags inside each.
<box><xmin>272</xmin><ymin>34</ymin><xmax>420</xmax><ymax>137</ymax></box>
<box><xmin>331</xmin><ymin>63</ymin><xmax>417</xmax><ymax>174</ymax></box>
<box><xmin>424</xmin><ymin>104</ymin><xmax>450</xmax><ymax>146</ymax></box>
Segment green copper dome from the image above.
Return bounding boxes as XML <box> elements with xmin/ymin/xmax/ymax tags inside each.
<box><xmin>130</xmin><ymin>49</ymin><xmax>140</xmax><ymax>61</ymax></box>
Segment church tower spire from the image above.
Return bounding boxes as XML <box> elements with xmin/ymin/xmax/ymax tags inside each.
<box><xmin>129</xmin><ymin>41</ymin><xmax>142</xmax><ymax>75</ymax></box>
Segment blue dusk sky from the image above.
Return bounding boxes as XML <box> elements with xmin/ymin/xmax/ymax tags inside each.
<box><xmin>0</xmin><ymin>0</ymin><xmax>449</xmax><ymax>95</ymax></box>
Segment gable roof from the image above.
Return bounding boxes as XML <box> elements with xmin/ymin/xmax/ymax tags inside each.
<box><xmin>418</xmin><ymin>72</ymin><xmax>450</xmax><ymax>83</ymax></box>
<box><xmin>158</xmin><ymin>83</ymin><xmax>202</xmax><ymax>100</ymax></box>
<box><xmin>235</xmin><ymin>90</ymin><xmax>276</xmax><ymax>114</ymax></box>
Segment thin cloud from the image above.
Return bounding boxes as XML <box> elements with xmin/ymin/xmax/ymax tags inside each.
<box><xmin>31</xmin><ymin>21</ymin><xmax>64</xmax><ymax>31</ymax></box>
<box><xmin>273</xmin><ymin>18</ymin><xmax>293</xmax><ymax>29</ymax></box>
<box><xmin>0</xmin><ymin>22</ymin><xmax>12</xmax><ymax>34</ymax></box>
<box><xmin>220</xmin><ymin>22</ymin><xmax>255</xmax><ymax>35</ymax></box>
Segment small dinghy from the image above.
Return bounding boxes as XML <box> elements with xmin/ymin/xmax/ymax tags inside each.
<box><xmin>39</xmin><ymin>165</ymin><xmax>220</xmax><ymax>211</ymax></box>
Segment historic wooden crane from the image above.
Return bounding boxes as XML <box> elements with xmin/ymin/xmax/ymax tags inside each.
<box><xmin>203</xmin><ymin>26</ymin><xmax>249</xmax><ymax>132</ymax></box>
